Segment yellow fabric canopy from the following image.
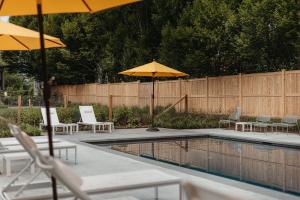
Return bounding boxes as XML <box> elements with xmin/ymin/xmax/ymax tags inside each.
<box><xmin>0</xmin><ymin>0</ymin><xmax>141</xmax><ymax>16</ymax></box>
<box><xmin>119</xmin><ymin>61</ymin><xmax>189</xmax><ymax>77</ymax></box>
<box><xmin>0</xmin><ymin>20</ymin><xmax>65</xmax><ymax>50</ymax></box>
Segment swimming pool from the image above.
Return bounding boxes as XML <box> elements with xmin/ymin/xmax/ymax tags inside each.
<box><xmin>91</xmin><ymin>136</ymin><xmax>300</xmax><ymax>196</ymax></box>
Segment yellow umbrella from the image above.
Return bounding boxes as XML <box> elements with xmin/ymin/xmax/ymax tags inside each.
<box><xmin>119</xmin><ymin>61</ymin><xmax>188</xmax><ymax>131</ymax></box>
<box><xmin>0</xmin><ymin>20</ymin><xmax>65</xmax><ymax>50</ymax></box>
<box><xmin>0</xmin><ymin>0</ymin><xmax>141</xmax><ymax>16</ymax></box>
<box><xmin>0</xmin><ymin>1</ymin><xmax>141</xmax><ymax>198</ymax></box>
<box><xmin>119</xmin><ymin>61</ymin><xmax>189</xmax><ymax>77</ymax></box>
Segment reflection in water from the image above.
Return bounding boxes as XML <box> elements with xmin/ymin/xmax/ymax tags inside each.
<box><xmin>112</xmin><ymin>138</ymin><xmax>300</xmax><ymax>195</ymax></box>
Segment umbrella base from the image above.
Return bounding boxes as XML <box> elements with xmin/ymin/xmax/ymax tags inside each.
<box><xmin>146</xmin><ymin>127</ymin><xmax>160</xmax><ymax>132</ymax></box>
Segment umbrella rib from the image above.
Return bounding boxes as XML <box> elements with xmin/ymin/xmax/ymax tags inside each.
<box><xmin>0</xmin><ymin>0</ymin><xmax>4</xmax><ymax>10</ymax></box>
<box><xmin>10</xmin><ymin>35</ymin><xmax>30</xmax><ymax>50</ymax></box>
<box><xmin>81</xmin><ymin>0</ymin><xmax>92</xmax><ymax>12</ymax></box>
<box><xmin>45</xmin><ymin>39</ymin><xmax>64</xmax><ymax>47</ymax></box>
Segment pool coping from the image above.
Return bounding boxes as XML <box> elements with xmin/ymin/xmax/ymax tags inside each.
<box><xmin>82</xmin><ymin>131</ymin><xmax>300</xmax><ymax>149</ymax></box>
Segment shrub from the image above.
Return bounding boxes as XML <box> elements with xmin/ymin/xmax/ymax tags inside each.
<box><xmin>20</xmin><ymin>107</ymin><xmax>41</xmax><ymax>126</ymax></box>
<box><xmin>57</xmin><ymin>106</ymin><xmax>81</xmax><ymax>123</ymax></box>
<box><xmin>0</xmin><ymin>108</ymin><xmax>18</xmax><ymax>123</ymax></box>
<box><xmin>93</xmin><ymin>104</ymin><xmax>108</xmax><ymax>121</ymax></box>
<box><xmin>0</xmin><ymin>118</ymin><xmax>11</xmax><ymax>138</ymax></box>
<box><xmin>20</xmin><ymin>123</ymin><xmax>41</xmax><ymax>136</ymax></box>
<box><xmin>154</xmin><ymin>112</ymin><xmax>220</xmax><ymax>129</ymax></box>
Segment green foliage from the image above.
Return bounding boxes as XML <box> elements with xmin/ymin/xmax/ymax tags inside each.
<box><xmin>1</xmin><ymin>0</ymin><xmax>298</xmax><ymax>84</ymax></box>
<box><xmin>154</xmin><ymin>111</ymin><xmax>220</xmax><ymax>129</ymax></box>
<box><xmin>113</xmin><ymin>106</ymin><xmax>146</xmax><ymax>128</ymax></box>
<box><xmin>93</xmin><ymin>105</ymin><xmax>109</xmax><ymax>122</ymax></box>
<box><xmin>0</xmin><ymin>108</ymin><xmax>18</xmax><ymax>123</ymax></box>
<box><xmin>20</xmin><ymin>123</ymin><xmax>41</xmax><ymax>136</ymax></box>
<box><xmin>0</xmin><ymin>118</ymin><xmax>11</xmax><ymax>138</ymax></box>
<box><xmin>20</xmin><ymin>107</ymin><xmax>41</xmax><ymax>126</ymax></box>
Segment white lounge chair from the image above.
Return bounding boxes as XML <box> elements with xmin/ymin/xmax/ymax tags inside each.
<box><xmin>0</xmin><ymin>137</ymin><xmax>60</xmax><ymax>147</ymax></box>
<box><xmin>219</xmin><ymin>107</ymin><xmax>241</xmax><ymax>128</ymax></box>
<box><xmin>272</xmin><ymin>115</ymin><xmax>299</xmax><ymax>133</ymax></box>
<box><xmin>2</xmin><ymin>124</ymin><xmax>182</xmax><ymax>200</ymax></box>
<box><xmin>252</xmin><ymin>115</ymin><xmax>272</xmax><ymax>132</ymax></box>
<box><xmin>78</xmin><ymin>106</ymin><xmax>114</xmax><ymax>133</ymax></box>
<box><xmin>40</xmin><ymin>107</ymin><xmax>78</xmax><ymax>135</ymax></box>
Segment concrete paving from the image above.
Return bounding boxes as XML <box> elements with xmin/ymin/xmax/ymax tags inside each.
<box><xmin>0</xmin><ymin>128</ymin><xmax>299</xmax><ymax>200</ymax></box>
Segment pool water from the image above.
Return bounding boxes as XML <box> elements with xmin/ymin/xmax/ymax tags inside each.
<box><xmin>108</xmin><ymin>137</ymin><xmax>300</xmax><ymax>195</ymax></box>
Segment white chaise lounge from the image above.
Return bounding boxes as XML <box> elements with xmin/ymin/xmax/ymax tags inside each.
<box><xmin>1</xmin><ymin>124</ymin><xmax>182</xmax><ymax>200</ymax></box>
<box><xmin>40</xmin><ymin>107</ymin><xmax>78</xmax><ymax>135</ymax></box>
<box><xmin>78</xmin><ymin>106</ymin><xmax>114</xmax><ymax>133</ymax></box>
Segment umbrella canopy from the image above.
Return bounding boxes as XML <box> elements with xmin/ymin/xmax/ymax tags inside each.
<box><xmin>119</xmin><ymin>61</ymin><xmax>188</xmax><ymax>77</ymax></box>
<box><xmin>0</xmin><ymin>20</ymin><xmax>65</xmax><ymax>50</ymax></box>
<box><xmin>0</xmin><ymin>0</ymin><xmax>140</xmax><ymax>16</ymax></box>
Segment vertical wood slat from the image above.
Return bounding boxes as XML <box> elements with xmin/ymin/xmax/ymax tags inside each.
<box><xmin>53</xmin><ymin>70</ymin><xmax>300</xmax><ymax>118</ymax></box>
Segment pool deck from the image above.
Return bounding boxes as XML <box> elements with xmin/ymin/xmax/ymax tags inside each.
<box><xmin>0</xmin><ymin>128</ymin><xmax>299</xmax><ymax>200</ymax></box>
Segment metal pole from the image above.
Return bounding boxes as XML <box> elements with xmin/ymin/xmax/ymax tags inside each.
<box><xmin>152</xmin><ymin>76</ymin><xmax>155</xmax><ymax>128</ymax></box>
<box><xmin>36</xmin><ymin>2</ymin><xmax>58</xmax><ymax>200</ymax></box>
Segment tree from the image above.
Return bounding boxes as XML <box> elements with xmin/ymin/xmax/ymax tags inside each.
<box><xmin>1</xmin><ymin>0</ymin><xmax>299</xmax><ymax>84</ymax></box>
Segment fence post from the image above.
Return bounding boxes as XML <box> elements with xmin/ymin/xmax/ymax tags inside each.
<box><xmin>17</xmin><ymin>95</ymin><xmax>22</xmax><ymax>124</ymax></box>
<box><xmin>184</xmin><ymin>94</ymin><xmax>188</xmax><ymax>113</ymax></box>
<box><xmin>281</xmin><ymin>69</ymin><xmax>286</xmax><ymax>117</ymax></box>
<box><xmin>64</xmin><ymin>95</ymin><xmax>68</xmax><ymax>108</ymax></box>
<box><xmin>239</xmin><ymin>73</ymin><xmax>242</xmax><ymax>111</ymax></box>
<box><xmin>28</xmin><ymin>98</ymin><xmax>31</xmax><ymax>107</ymax></box>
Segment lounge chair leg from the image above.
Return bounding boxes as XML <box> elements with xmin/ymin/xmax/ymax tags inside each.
<box><xmin>179</xmin><ymin>184</ymin><xmax>182</xmax><ymax>200</ymax></box>
<box><xmin>154</xmin><ymin>186</ymin><xmax>159</xmax><ymax>200</ymax></box>
<box><xmin>14</xmin><ymin>169</ymin><xmax>42</xmax><ymax>198</ymax></box>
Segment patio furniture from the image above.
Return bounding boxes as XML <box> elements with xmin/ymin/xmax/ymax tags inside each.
<box><xmin>1</xmin><ymin>152</ymin><xmax>35</xmax><ymax>176</ymax></box>
<box><xmin>0</xmin><ymin>141</ymin><xmax>77</xmax><ymax>164</ymax></box>
<box><xmin>219</xmin><ymin>107</ymin><xmax>241</xmax><ymax>128</ymax></box>
<box><xmin>1</xmin><ymin>124</ymin><xmax>182</xmax><ymax>200</ymax></box>
<box><xmin>252</xmin><ymin>115</ymin><xmax>272</xmax><ymax>132</ymax></box>
<box><xmin>235</xmin><ymin>122</ymin><xmax>252</xmax><ymax>132</ymax></box>
<box><xmin>78</xmin><ymin>106</ymin><xmax>114</xmax><ymax>133</ymax></box>
<box><xmin>0</xmin><ymin>138</ymin><xmax>60</xmax><ymax>147</ymax></box>
<box><xmin>40</xmin><ymin>107</ymin><xmax>78</xmax><ymax>135</ymax></box>
<box><xmin>272</xmin><ymin>115</ymin><xmax>299</xmax><ymax>133</ymax></box>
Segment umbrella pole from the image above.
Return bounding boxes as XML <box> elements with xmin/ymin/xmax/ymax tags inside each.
<box><xmin>147</xmin><ymin>76</ymin><xmax>159</xmax><ymax>132</ymax></box>
<box><xmin>37</xmin><ymin>2</ymin><xmax>58</xmax><ymax>200</ymax></box>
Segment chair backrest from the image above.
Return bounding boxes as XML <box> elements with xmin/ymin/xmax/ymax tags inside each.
<box><xmin>79</xmin><ymin>106</ymin><xmax>97</xmax><ymax>123</ymax></box>
<box><xmin>8</xmin><ymin>124</ymin><xmax>39</xmax><ymax>159</ymax></box>
<box><xmin>228</xmin><ymin>107</ymin><xmax>241</xmax><ymax>121</ymax></box>
<box><xmin>41</xmin><ymin>107</ymin><xmax>60</xmax><ymax>126</ymax></box>
<box><xmin>35</xmin><ymin>152</ymin><xmax>91</xmax><ymax>200</ymax></box>
<box><xmin>282</xmin><ymin>115</ymin><xmax>298</xmax><ymax>124</ymax></box>
<box><xmin>8</xmin><ymin>123</ymin><xmax>91</xmax><ymax>200</ymax></box>
<box><xmin>256</xmin><ymin>115</ymin><xmax>271</xmax><ymax>123</ymax></box>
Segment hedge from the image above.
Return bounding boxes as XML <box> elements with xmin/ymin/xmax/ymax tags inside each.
<box><xmin>0</xmin><ymin>104</ymin><xmax>223</xmax><ymax>137</ymax></box>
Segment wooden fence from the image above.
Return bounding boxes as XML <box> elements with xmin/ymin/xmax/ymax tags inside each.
<box><xmin>53</xmin><ymin>69</ymin><xmax>300</xmax><ymax>117</ymax></box>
